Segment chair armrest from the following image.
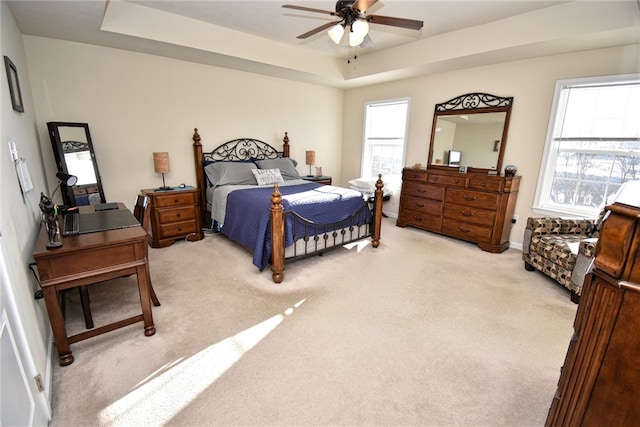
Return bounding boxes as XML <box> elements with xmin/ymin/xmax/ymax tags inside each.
<box><xmin>578</xmin><ymin>238</ymin><xmax>598</xmax><ymax>258</ymax></box>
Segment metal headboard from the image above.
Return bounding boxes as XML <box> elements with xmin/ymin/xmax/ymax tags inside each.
<box><xmin>203</xmin><ymin>138</ymin><xmax>284</xmax><ymax>162</ymax></box>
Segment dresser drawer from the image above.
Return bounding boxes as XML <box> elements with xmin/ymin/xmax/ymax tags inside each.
<box><xmin>402</xmin><ymin>168</ymin><xmax>428</xmax><ymax>182</ymax></box>
<box><xmin>442</xmin><ymin>218</ymin><xmax>492</xmax><ymax>243</ymax></box>
<box><xmin>397</xmin><ymin>209</ymin><xmax>442</xmax><ymax>231</ymax></box>
<box><xmin>401</xmin><ymin>195</ymin><xmax>442</xmax><ymax>215</ymax></box>
<box><xmin>443</xmin><ymin>203</ymin><xmax>496</xmax><ymax>226</ymax></box>
<box><xmin>402</xmin><ymin>182</ymin><xmax>444</xmax><ymax>200</ymax></box>
<box><xmin>153</xmin><ymin>192</ymin><xmax>196</xmax><ymax>208</ymax></box>
<box><xmin>428</xmin><ymin>174</ymin><xmax>467</xmax><ymax>187</ymax></box>
<box><xmin>157</xmin><ymin>206</ymin><xmax>196</xmax><ymax>223</ymax></box>
<box><xmin>445</xmin><ymin>188</ymin><xmax>498</xmax><ymax>210</ymax></box>
<box><xmin>159</xmin><ymin>220</ymin><xmax>198</xmax><ymax>238</ymax></box>
<box><xmin>468</xmin><ymin>177</ymin><xmax>503</xmax><ymax>192</ymax></box>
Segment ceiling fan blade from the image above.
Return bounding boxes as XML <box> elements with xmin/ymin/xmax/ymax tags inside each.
<box><xmin>366</xmin><ymin>14</ymin><xmax>424</xmax><ymax>31</ymax></box>
<box><xmin>282</xmin><ymin>5</ymin><xmax>336</xmax><ymax>16</ymax></box>
<box><xmin>297</xmin><ymin>21</ymin><xmax>341</xmax><ymax>39</ymax></box>
<box><xmin>353</xmin><ymin>0</ymin><xmax>378</xmax><ymax>13</ymax></box>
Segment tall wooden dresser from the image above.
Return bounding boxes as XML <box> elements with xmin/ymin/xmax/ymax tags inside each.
<box><xmin>141</xmin><ymin>187</ymin><xmax>204</xmax><ymax>248</ymax></box>
<box><xmin>546</xmin><ymin>202</ymin><xmax>640</xmax><ymax>426</ymax></box>
<box><xmin>396</xmin><ymin>168</ymin><xmax>520</xmax><ymax>253</ymax></box>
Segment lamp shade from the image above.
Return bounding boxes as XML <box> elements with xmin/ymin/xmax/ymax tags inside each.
<box><xmin>153</xmin><ymin>152</ymin><xmax>170</xmax><ymax>173</ymax></box>
<box><xmin>305</xmin><ymin>150</ymin><xmax>316</xmax><ymax>166</ymax></box>
<box><xmin>349</xmin><ymin>20</ymin><xmax>369</xmax><ymax>46</ymax></box>
<box><xmin>328</xmin><ymin>23</ymin><xmax>345</xmax><ymax>44</ymax></box>
<box><xmin>56</xmin><ymin>171</ymin><xmax>78</xmax><ymax>186</ymax></box>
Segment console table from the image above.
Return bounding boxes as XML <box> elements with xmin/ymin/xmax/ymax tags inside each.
<box><xmin>33</xmin><ymin>203</ymin><xmax>156</xmax><ymax>366</ymax></box>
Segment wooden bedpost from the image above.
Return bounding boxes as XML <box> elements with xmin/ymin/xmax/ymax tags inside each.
<box><xmin>192</xmin><ymin>128</ymin><xmax>208</xmax><ymax>227</ymax></box>
<box><xmin>282</xmin><ymin>132</ymin><xmax>290</xmax><ymax>158</ymax></box>
<box><xmin>372</xmin><ymin>174</ymin><xmax>384</xmax><ymax>248</ymax></box>
<box><xmin>270</xmin><ymin>184</ymin><xmax>285</xmax><ymax>283</ymax></box>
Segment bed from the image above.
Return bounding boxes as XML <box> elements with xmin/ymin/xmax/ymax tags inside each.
<box><xmin>191</xmin><ymin>128</ymin><xmax>384</xmax><ymax>283</ymax></box>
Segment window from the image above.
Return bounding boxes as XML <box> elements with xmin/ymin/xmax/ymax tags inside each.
<box><xmin>534</xmin><ymin>75</ymin><xmax>640</xmax><ymax>217</ymax></box>
<box><xmin>362</xmin><ymin>99</ymin><xmax>409</xmax><ymax>185</ymax></box>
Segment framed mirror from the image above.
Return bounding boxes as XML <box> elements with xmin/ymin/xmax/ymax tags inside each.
<box><xmin>428</xmin><ymin>93</ymin><xmax>513</xmax><ymax>174</ymax></box>
<box><xmin>47</xmin><ymin>122</ymin><xmax>106</xmax><ymax>206</ymax></box>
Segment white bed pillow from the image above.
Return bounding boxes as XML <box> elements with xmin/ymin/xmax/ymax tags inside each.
<box><xmin>255</xmin><ymin>158</ymin><xmax>300</xmax><ymax>180</ymax></box>
<box><xmin>252</xmin><ymin>168</ymin><xmax>284</xmax><ymax>185</ymax></box>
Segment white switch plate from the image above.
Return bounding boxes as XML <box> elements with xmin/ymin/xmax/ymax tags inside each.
<box><xmin>8</xmin><ymin>140</ymin><xmax>18</xmax><ymax>161</ymax></box>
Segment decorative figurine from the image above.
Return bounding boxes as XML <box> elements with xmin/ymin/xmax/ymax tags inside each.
<box><xmin>39</xmin><ymin>192</ymin><xmax>62</xmax><ymax>249</ymax></box>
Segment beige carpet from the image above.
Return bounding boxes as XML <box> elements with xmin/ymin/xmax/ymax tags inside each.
<box><xmin>50</xmin><ymin>218</ymin><xmax>577</xmax><ymax>426</ymax></box>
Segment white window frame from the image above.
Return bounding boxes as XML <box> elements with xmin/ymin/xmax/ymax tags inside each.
<box><xmin>361</xmin><ymin>98</ymin><xmax>410</xmax><ymax>188</ymax></box>
<box><xmin>533</xmin><ymin>74</ymin><xmax>640</xmax><ymax>218</ymax></box>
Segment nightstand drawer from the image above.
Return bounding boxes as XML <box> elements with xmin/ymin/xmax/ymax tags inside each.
<box><xmin>159</xmin><ymin>220</ymin><xmax>198</xmax><ymax>238</ymax></box>
<box><xmin>153</xmin><ymin>192</ymin><xmax>196</xmax><ymax>207</ymax></box>
<box><xmin>157</xmin><ymin>206</ymin><xmax>196</xmax><ymax>223</ymax></box>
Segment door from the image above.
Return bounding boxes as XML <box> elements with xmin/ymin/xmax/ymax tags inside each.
<box><xmin>0</xmin><ymin>231</ymin><xmax>50</xmax><ymax>426</ymax></box>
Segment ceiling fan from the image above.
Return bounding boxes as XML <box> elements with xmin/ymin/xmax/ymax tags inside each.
<box><xmin>282</xmin><ymin>0</ymin><xmax>423</xmax><ymax>48</ymax></box>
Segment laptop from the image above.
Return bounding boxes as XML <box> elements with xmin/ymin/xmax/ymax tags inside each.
<box><xmin>62</xmin><ymin>209</ymin><xmax>140</xmax><ymax>236</ymax></box>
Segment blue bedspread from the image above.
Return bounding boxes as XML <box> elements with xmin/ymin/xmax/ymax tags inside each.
<box><xmin>220</xmin><ymin>183</ymin><xmax>368</xmax><ymax>270</ymax></box>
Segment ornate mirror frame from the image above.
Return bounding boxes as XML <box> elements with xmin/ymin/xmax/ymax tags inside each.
<box><xmin>47</xmin><ymin>122</ymin><xmax>106</xmax><ymax>206</ymax></box>
<box><xmin>427</xmin><ymin>93</ymin><xmax>514</xmax><ymax>174</ymax></box>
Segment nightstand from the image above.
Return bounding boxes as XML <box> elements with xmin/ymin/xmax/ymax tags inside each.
<box><xmin>302</xmin><ymin>175</ymin><xmax>332</xmax><ymax>185</ymax></box>
<box><xmin>141</xmin><ymin>187</ymin><xmax>204</xmax><ymax>248</ymax></box>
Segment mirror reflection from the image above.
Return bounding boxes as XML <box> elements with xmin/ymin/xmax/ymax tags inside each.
<box><xmin>428</xmin><ymin>93</ymin><xmax>513</xmax><ymax>173</ymax></box>
<box><xmin>431</xmin><ymin>112</ymin><xmax>507</xmax><ymax>170</ymax></box>
<box><xmin>48</xmin><ymin>122</ymin><xmax>106</xmax><ymax>206</ymax></box>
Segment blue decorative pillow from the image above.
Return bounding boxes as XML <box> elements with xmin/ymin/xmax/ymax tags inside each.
<box><xmin>255</xmin><ymin>158</ymin><xmax>300</xmax><ymax>180</ymax></box>
<box><xmin>204</xmin><ymin>161</ymin><xmax>257</xmax><ymax>187</ymax></box>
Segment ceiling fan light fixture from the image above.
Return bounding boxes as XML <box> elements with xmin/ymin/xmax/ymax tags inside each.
<box><xmin>348</xmin><ymin>19</ymin><xmax>368</xmax><ymax>46</ymax></box>
<box><xmin>328</xmin><ymin>23</ymin><xmax>345</xmax><ymax>44</ymax></box>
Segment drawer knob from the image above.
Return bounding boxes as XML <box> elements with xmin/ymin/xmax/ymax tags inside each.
<box><xmin>454</xmin><ymin>179</ymin><xmax>460</xmax><ymax>183</ymax></box>
<box><xmin>417</xmin><ymin>188</ymin><xmax>426</xmax><ymax>193</ymax></box>
<box><xmin>461</xmin><ymin>211</ymin><xmax>473</xmax><ymax>217</ymax></box>
<box><xmin>459</xmin><ymin>227</ymin><xmax>470</xmax><ymax>233</ymax></box>
<box><xmin>174</xmin><ymin>199</ymin><xmax>179</xmax><ymax>204</ymax></box>
<box><xmin>178</xmin><ymin>227</ymin><xmax>183</xmax><ymax>232</ymax></box>
<box><xmin>176</xmin><ymin>213</ymin><xmax>181</xmax><ymax>218</ymax></box>
<box><xmin>416</xmin><ymin>203</ymin><xmax>425</xmax><ymax>208</ymax></box>
<box><xmin>463</xmin><ymin>195</ymin><xmax>477</xmax><ymax>201</ymax></box>
<box><xmin>413</xmin><ymin>215</ymin><xmax>423</xmax><ymax>221</ymax></box>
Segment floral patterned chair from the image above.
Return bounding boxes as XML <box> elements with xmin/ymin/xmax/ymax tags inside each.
<box><xmin>522</xmin><ymin>217</ymin><xmax>599</xmax><ymax>303</ymax></box>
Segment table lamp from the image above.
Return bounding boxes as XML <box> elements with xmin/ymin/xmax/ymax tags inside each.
<box><xmin>305</xmin><ymin>150</ymin><xmax>315</xmax><ymax>177</ymax></box>
<box><xmin>153</xmin><ymin>152</ymin><xmax>172</xmax><ymax>190</ymax></box>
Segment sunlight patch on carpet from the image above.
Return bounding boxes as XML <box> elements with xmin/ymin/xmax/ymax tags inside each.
<box><xmin>99</xmin><ymin>299</ymin><xmax>306</xmax><ymax>426</ymax></box>
<box><xmin>343</xmin><ymin>240</ymin><xmax>370</xmax><ymax>253</ymax></box>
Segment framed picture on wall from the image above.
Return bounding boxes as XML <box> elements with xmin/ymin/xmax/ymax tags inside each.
<box><xmin>4</xmin><ymin>56</ymin><xmax>24</xmax><ymax>113</ymax></box>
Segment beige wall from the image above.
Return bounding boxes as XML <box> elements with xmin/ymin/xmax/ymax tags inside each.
<box><xmin>342</xmin><ymin>45</ymin><xmax>639</xmax><ymax>248</ymax></box>
<box><xmin>24</xmin><ymin>36</ymin><xmax>344</xmax><ymax>206</ymax></box>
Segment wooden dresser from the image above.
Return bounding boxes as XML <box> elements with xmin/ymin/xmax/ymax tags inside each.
<box><xmin>545</xmin><ymin>202</ymin><xmax>640</xmax><ymax>427</ymax></box>
<box><xmin>396</xmin><ymin>168</ymin><xmax>520</xmax><ymax>253</ymax></box>
<box><xmin>141</xmin><ymin>187</ymin><xmax>204</xmax><ymax>248</ymax></box>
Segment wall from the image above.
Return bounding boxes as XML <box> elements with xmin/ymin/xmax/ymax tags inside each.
<box><xmin>23</xmin><ymin>36</ymin><xmax>344</xmax><ymax>207</ymax></box>
<box><xmin>1</xmin><ymin>2</ymin><xmax>53</xmax><ymax>422</ymax></box>
<box><xmin>342</xmin><ymin>45</ymin><xmax>640</xmax><ymax>248</ymax></box>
